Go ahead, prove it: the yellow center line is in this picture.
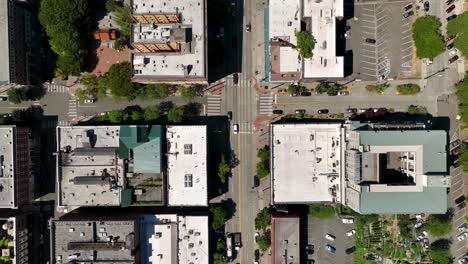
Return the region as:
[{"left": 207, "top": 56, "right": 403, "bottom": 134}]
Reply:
[
  {"left": 0, "top": 106, "right": 29, "bottom": 109},
  {"left": 274, "top": 101, "right": 320, "bottom": 105},
  {"left": 237, "top": 134, "right": 242, "bottom": 264}
]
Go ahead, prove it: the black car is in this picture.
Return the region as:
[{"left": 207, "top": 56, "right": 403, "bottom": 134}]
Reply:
[
  {"left": 424, "top": 1, "right": 429, "bottom": 11},
  {"left": 306, "top": 249, "right": 314, "bottom": 255},
  {"left": 455, "top": 195, "right": 465, "bottom": 204},
  {"left": 254, "top": 249, "right": 260, "bottom": 262},
  {"left": 447, "top": 14, "right": 457, "bottom": 21},
  {"left": 254, "top": 176, "right": 260, "bottom": 187},
  {"left": 317, "top": 109, "right": 329, "bottom": 114},
  {"left": 233, "top": 73, "right": 239, "bottom": 84},
  {"left": 446, "top": 4, "right": 455, "bottom": 13},
  {"left": 227, "top": 111, "right": 233, "bottom": 121},
  {"left": 305, "top": 244, "right": 314, "bottom": 250},
  {"left": 306, "top": 260, "right": 315, "bottom": 264},
  {"left": 403, "top": 10, "right": 414, "bottom": 18},
  {"left": 447, "top": 43, "right": 454, "bottom": 49},
  {"left": 272, "top": 109, "right": 283, "bottom": 115},
  {"left": 346, "top": 246, "right": 356, "bottom": 255},
  {"left": 300, "top": 92, "right": 312, "bottom": 96},
  {"left": 446, "top": 0, "right": 454, "bottom": 5},
  {"left": 365, "top": 38, "right": 376, "bottom": 44},
  {"left": 449, "top": 55, "right": 459, "bottom": 63},
  {"left": 403, "top": 4, "right": 412, "bottom": 11}
]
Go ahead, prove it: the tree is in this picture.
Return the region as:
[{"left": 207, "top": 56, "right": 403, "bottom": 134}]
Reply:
[
  {"left": 74, "top": 88, "right": 87, "bottom": 103},
  {"left": 315, "top": 83, "right": 339, "bottom": 95},
  {"left": 81, "top": 74, "right": 100, "bottom": 94},
  {"left": 397, "top": 83, "right": 421, "bottom": 95},
  {"left": 426, "top": 214, "right": 452, "bottom": 237},
  {"left": 447, "top": 11, "right": 468, "bottom": 58},
  {"left": 412, "top": 16, "right": 445, "bottom": 59},
  {"left": 308, "top": 204, "right": 336, "bottom": 218},
  {"left": 143, "top": 106, "right": 161, "bottom": 121},
  {"left": 256, "top": 147, "right": 270, "bottom": 179},
  {"left": 408, "top": 105, "right": 419, "bottom": 115},
  {"left": 255, "top": 207, "right": 271, "bottom": 230},
  {"left": 39, "top": 0, "right": 90, "bottom": 76},
  {"left": 288, "top": 84, "right": 305, "bottom": 95},
  {"left": 210, "top": 206, "right": 227, "bottom": 230},
  {"left": 167, "top": 106, "right": 186, "bottom": 123},
  {"left": 131, "top": 110, "right": 143, "bottom": 121},
  {"left": 139, "top": 84, "right": 171, "bottom": 100},
  {"left": 296, "top": 31, "right": 314, "bottom": 58},
  {"left": 108, "top": 109, "right": 127, "bottom": 123},
  {"left": 216, "top": 238, "right": 225, "bottom": 252},
  {"left": 105, "top": 0, "right": 123, "bottom": 12},
  {"left": 7, "top": 88, "right": 28, "bottom": 104},
  {"left": 257, "top": 147, "right": 270, "bottom": 161},
  {"left": 429, "top": 240, "right": 451, "bottom": 264},
  {"left": 218, "top": 155, "right": 230, "bottom": 184},
  {"left": 458, "top": 145, "right": 468, "bottom": 172},
  {"left": 103, "top": 62, "right": 138, "bottom": 100},
  {"left": 456, "top": 80, "right": 468, "bottom": 127},
  {"left": 398, "top": 215, "right": 416, "bottom": 241},
  {"left": 114, "top": 5, "right": 132, "bottom": 38},
  {"left": 213, "top": 253, "right": 227, "bottom": 264},
  {"left": 295, "top": 112, "right": 304, "bottom": 119},
  {"left": 257, "top": 232, "right": 271, "bottom": 252},
  {"left": 180, "top": 85, "right": 203, "bottom": 101},
  {"left": 365, "top": 84, "right": 388, "bottom": 93}
]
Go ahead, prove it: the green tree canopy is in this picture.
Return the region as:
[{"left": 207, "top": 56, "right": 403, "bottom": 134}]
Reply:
[
  {"left": 256, "top": 147, "right": 270, "bottom": 179},
  {"left": 131, "top": 110, "right": 144, "bottom": 121},
  {"left": 143, "top": 106, "right": 161, "bottom": 121},
  {"left": 458, "top": 144, "right": 468, "bottom": 172},
  {"left": 7, "top": 88, "right": 29, "bottom": 104},
  {"left": 316, "top": 83, "right": 339, "bottom": 95},
  {"left": 217, "top": 155, "right": 230, "bottom": 184},
  {"left": 138, "top": 84, "right": 171, "bottom": 100},
  {"left": 255, "top": 207, "right": 271, "bottom": 230},
  {"left": 426, "top": 214, "right": 452, "bottom": 237},
  {"left": 39, "top": 0, "right": 90, "bottom": 76},
  {"left": 257, "top": 232, "right": 271, "bottom": 252},
  {"left": 456, "top": 80, "right": 468, "bottom": 127},
  {"left": 108, "top": 109, "right": 127, "bottom": 123},
  {"left": 397, "top": 83, "right": 421, "bottom": 95},
  {"left": 81, "top": 74, "right": 100, "bottom": 94},
  {"left": 213, "top": 253, "right": 227, "bottom": 264},
  {"left": 210, "top": 206, "right": 227, "bottom": 230},
  {"left": 308, "top": 204, "right": 336, "bottom": 218},
  {"left": 296, "top": 31, "right": 314, "bottom": 58},
  {"left": 288, "top": 84, "right": 305, "bottom": 95},
  {"left": 167, "top": 106, "right": 186, "bottom": 123},
  {"left": 114, "top": 5, "right": 132, "bottom": 38},
  {"left": 103, "top": 62, "right": 138, "bottom": 100},
  {"left": 180, "top": 86, "right": 203, "bottom": 101},
  {"left": 407, "top": 105, "right": 418, "bottom": 114},
  {"left": 447, "top": 11, "right": 468, "bottom": 58},
  {"left": 412, "top": 16, "right": 445, "bottom": 59},
  {"left": 429, "top": 240, "right": 451, "bottom": 264},
  {"left": 365, "top": 84, "right": 388, "bottom": 93}
]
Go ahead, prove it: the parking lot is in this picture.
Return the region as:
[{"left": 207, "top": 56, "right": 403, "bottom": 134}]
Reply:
[
  {"left": 306, "top": 217, "right": 354, "bottom": 264},
  {"left": 347, "top": 0, "right": 413, "bottom": 80}
]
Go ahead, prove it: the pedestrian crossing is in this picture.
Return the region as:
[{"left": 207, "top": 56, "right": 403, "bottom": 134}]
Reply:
[
  {"left": 238, "top": 122, "right": 254, "bottom": 134},
  {"left": 45, "top": 84, "right": 68, "bottom": 93},
  {"left": 258, "top": 95, "right": 273, "bottom": 114},
  {"left": 32, "top": 100, "right": 40, "bottom": 106},
  {"left": 42, "top": 120, "right": 70, "bottom": 129},
  {"left": 206, "top": 95, "right": 222, "bottom": 116},
  {"left": 68, "top": 97, "right": 78, "bottom": 118}
]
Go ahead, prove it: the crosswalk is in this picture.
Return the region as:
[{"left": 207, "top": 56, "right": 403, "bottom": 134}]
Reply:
[
  {"left": 258, "top": 95, "right": 274, "bottom": 114},
  {"left": 68, "top": 97, "right": 78, "bottom": 118},
  {"left": 206, "top": 95, "right": 222, "bottom": 116},
  {"left": 45, "top": 84, "right": 68, "bottom": 93},
  {"left": 42, "top": 120, "right": 69, "bottom": 129},
  {"left": 32, "top": 100, "right": 40, "bottom": 106}
]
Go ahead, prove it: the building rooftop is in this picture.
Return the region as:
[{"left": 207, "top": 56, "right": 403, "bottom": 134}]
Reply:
[
  {"left": 139, "top": 214, "right": 209, "bottom": 264},
  {"left": 0, "top": 126, "right": 15, "bottom": 208},
  {"left": 130, "top": 0, "right": 207, "bottom": 83},
  {"left": 303, "top": 0, "right": 344, "bottom": 78},
  {"left": 271, "top": 123, "right": 342, "bottom": 203},
  {"left": 272, "top": 216, "right": 300, "bottom": 264},
  {"left": 52, "top": 219, "right": 137, "bottom": 264},
  {"left": 0, "top": 0, "right": 9, "bottom": 84},
  {"left": 56, "top": 126, "right": 122, "bottom": 207},
  {"left": 166, "top": 126, "right": 207, "bottom": 206}
]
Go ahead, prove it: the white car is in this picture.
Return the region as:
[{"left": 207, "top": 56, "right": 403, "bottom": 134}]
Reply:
[
  {"left": 346, "top": 229, "right": 356, "bottom": 237},
  {"left": 233, "top": 124, "right": 239, "bottom": 134},
  {"left": 325, "top": 234, "right": 335, "bottom": 241},
  {"left": 449, "top": 48, "right": 458, "bottom": 57},
  {"left": 458, "top": 232, "right": 468, "bottom": 241},
  {"left": 426, "top": 58, "right": 433, "bottom": 65},
  {"left": 337, "top": 91, "right": 349, "bottom": 96},
  {"left": 458, "top": 256, "right": 468, "bottom": 264},
  {"left": 342, "top": 218, "right": 354, "bottom": 224},
  {"left": 458, "top": 224, "right": 467, "bottom": 232},
  {"left": 84, "top": 99, "right": 95, "bottom": 104},
  {"left": 414, "top": 222, "right": 423, "bottom": 228}
]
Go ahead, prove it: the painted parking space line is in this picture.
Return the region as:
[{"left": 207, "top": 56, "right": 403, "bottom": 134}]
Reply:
[
  {"left": 361, "top": 25, "right": 376, "bottom": 30},
  {"left": 361, "top": 19, "right": 377, "bottom": 24},
  {"left": 401, "top": 40, "right": 412, "bottom": 45},
  {"left": 361, "top": 72, "right": 376, "bottom": 77},
  {"left": 361, "top": 54, "right": 377, "bottom": 60},
  {"left": 362, "top": 66, "right": 376, "bottom": 71}
]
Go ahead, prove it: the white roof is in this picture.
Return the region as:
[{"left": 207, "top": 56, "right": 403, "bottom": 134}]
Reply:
[
  {"left": 166, "top": 126, "right": 207, "bottom": 206},
  {"left": 0, "top": 1, "right": 10, "bottom": 84},
  {"left": 0, "top": 126, "right": 16, "bottom": 209},
  {"left": 269, "top": 0, "right": 301, "bottom": 73},
  {"left": 303, "top": 0, "right": 344, "bottom": 78},
  {"left": 271, "top": 123, "right": 342, "bottom": 203}
]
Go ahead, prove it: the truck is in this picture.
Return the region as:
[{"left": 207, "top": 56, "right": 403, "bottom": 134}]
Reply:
[
  {"left": 233, "top": 233, "right": 242, "bottom": 250},
  {"left": 226, "top": 234, "right": 233, "bottom": 261}
]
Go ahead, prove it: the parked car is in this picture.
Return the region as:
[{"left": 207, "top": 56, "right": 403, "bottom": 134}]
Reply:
[
  {"left": 306, "top": 260, "right": 315, "bottom": 264},
  {"left": 449, "top": 55, "right": 459, "bottom": 64},
  {"left": 84, "top": 99, "right": 95, "bottom": 104},
  {"left": 447, "top": 42, "right": 454, "bottom": 49},
  {"left": 414, "top": 222, "right": 423, "bottom": 228},
  {"left": 345, "top": 246, "right": 356, "bottom": 254},
  {"left": 300, "top": 92, "right": 312, "bottom": 96},
  {"left": 403, "top": 10, "right": 414, "bottom": 18},
  {"left": 450, "top": 139, "right": 461, "bottom": 150},
  {"left": 458, "top": 223, "right": 467, "bottom": 232},
  {"left": 254, "top": 249, "right": 259, "bottom": 264},
  {"left": 424, "top": 1, "right": 430, "bottom": 11},
  {"left": 365, "top": 38, "right": 376, "bottom": 44},
  {"left": 227, "top": 111, "right": 233, "bottom": 121},
  {"left": 342, "top": 218, "right": 354, "bottom": 224},
  {"left": 455, "top": 195, "right": 465, "bottom": 204},
  {"left": 295, "top": 109, "right": 306, "bottom": 114},
  {"left": 232, "top": 124, "right": 239, "bottom": 134},
  {"left": 426, "top": 58, "right": 433, "bottom": 65},
  {"left": 317, "top": 109, "right": 329, "bottom": 114},
  {"left": 305, "top": 244, "right": 314, "bottom": 251},
  {"left": 233, "top": 73, "right": 239, "bottom": 84},
  {"left": 254, "top": 232, "right": 259, "bottom": 243},
  {"left": 446, "top": 0, "right": 454, "bottom": 5},
  {"left": 449, "top": 48, "right": 458, "bottom": 57},
  {"left": 447, "top": 14, "right": 457, "bottom": 21},
  {"left": 325, "top": 234, "right": 336, "bottom": 241},
  {"left": 458, "top": 255, "right": 468, "bottom": 264},
  {"left": 337, "top": 91, "right": 349, "bottom": 96},
  {"left": 423, "top": 238, "right": 429, "bottom": 249},
  {"left": 403, "top": 4, "right": 412, "bottom": 11},
  {"left": 326, "top": 245, "right": 336, "bottom": 253},
  {"left": 246, "top": 23, "right": 251, "bottom": 32},
  {"left": 457, "top": 232, "right": 468, "bottom": 241},
  {"left": 272, "top": 109, "right": 283, "bottom": 115},
  {"left": 346, "top": 229, "right": 356, "bottom": 237},
  {"left": 347, "top": 108, "right": 357, "bottom": 113},
  {"left": 446, "top": 4, "right": 455, "bottom": 13}
]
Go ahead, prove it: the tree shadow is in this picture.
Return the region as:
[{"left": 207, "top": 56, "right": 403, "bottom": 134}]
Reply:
[
  {"left": 158, "top": 101, "right": 174, "bottom": 113},
  {"left": 27, "top": 85, "right": 46, "bottom": 100},
  {"left": 185, "top": 102, "right": 202, "bottom": 116}
]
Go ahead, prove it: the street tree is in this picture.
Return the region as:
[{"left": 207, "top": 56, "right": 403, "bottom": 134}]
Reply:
[
  {"left": 255, "top": 207, "right": 271, "bottom": 230},
  {"left": 426, "top": 214, "right": 452, "bottom": 237},
  {"left": 180, "top": 85, "right": 203, "bottom": 101},
  {"left": 143, "top": 106, "right": 161, "bottom": 121},
  {"left": 7, "top": 88, "right": 29, "bottom": 104},
  {"left": 257, "top": 232, "right": 271, "bottom": 252},
  {"left": 210, "top": 206, "right": 227, "bottom": 230},
  {"left": 108, "top": 109, "right": 127, "bottom": 123},
  {"left": 103, "top": 62, "right": 138, "bottom": 100},
  {"left": 217, "top": 155, "right": 230, "bottom": 184},
  {"left": 213, "top": 253, "right": 227, "bottom": 264},
  {"left": 167, "top": 106, "right": 186, "bottom": 123},
  {"left": 131, "top": 110, "right": 144, "bottom": 121}
]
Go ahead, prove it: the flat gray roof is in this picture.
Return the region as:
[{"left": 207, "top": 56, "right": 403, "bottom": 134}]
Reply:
[
  {"left": 52, "top": 220, "right": 136, "bottom": 263},
  {"left": 0, "top": 0, "right": 10, "bottom": 84},
  {"left": 0, "top": 126, "right": 15, "bottom": 208},
  {"left": 272, "top": 216, "right": 300, "bottom": 264},
  {"left": 57, "top": 126, "right": 122, "bottom": 208}
]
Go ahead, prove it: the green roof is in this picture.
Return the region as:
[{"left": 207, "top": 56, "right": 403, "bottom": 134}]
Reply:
[
  {"left": 359, "top": 186, "right": 447, "bottom": 214},
  {"left": 357, "top": 130, "right": 447, "bottom": 174},
  {"left": 119, "top": 125, "right": 161, "bottom": 174}
]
